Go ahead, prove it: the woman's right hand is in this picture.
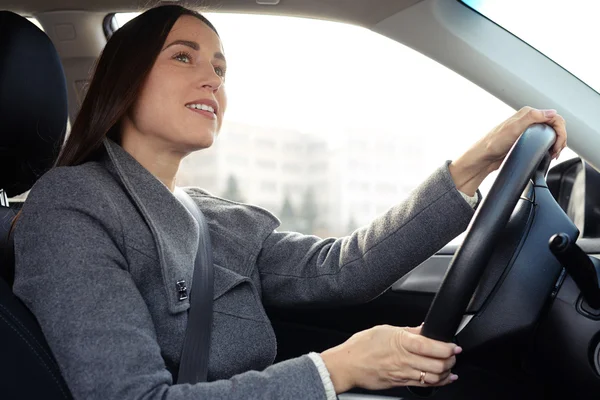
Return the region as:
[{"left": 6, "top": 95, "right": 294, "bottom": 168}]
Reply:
[{"left": 320, "top": 324, "right": 460, "bottom": 394}]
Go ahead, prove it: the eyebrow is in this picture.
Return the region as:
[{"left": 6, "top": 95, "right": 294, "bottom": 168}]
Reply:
[{"left": 163, "top": 39, "right": 227, "bottom": 62}]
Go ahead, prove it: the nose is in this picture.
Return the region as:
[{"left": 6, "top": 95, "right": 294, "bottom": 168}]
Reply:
[{"left": 196, "top": 61, "right": 223, "bottom": 93}]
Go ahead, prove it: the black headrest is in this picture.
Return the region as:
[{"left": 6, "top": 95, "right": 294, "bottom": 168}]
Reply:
[{"left": 0, "top": 11, "right": 67, "bottom": 197}]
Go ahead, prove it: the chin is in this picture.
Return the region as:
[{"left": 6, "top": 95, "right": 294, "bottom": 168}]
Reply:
[{"left": 186, "top": 132, "right": 216, "bottom": 151}]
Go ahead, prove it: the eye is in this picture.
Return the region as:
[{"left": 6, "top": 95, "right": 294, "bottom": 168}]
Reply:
[
  {"left": 214, "top": 65, "right": 226, "bottom": 78},
  {"left": 173, "top": 51, "right": 192, "bottom": 64}
]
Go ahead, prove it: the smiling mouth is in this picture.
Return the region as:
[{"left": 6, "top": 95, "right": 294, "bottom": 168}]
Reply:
[
  {"left": 185, "top": 103, "right": 217, "bottom": 120},
  {"left": 186, "top": 103, "right": 216, "bottom": 114}
]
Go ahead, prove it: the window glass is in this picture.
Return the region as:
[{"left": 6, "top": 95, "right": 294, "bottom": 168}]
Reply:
[
  {"left": 462, "top": 0, "right": 600, "bottom": 93},
  {"left": 112, "top": 12, "right": 548, "bottom": 239}
]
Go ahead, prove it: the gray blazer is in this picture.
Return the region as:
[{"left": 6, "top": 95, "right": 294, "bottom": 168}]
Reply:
[{"left": 13, "top": 139, "right": 476, "bottom": 400}]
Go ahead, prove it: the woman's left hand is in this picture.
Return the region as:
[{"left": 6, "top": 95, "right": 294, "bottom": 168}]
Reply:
[{"left": 450, "top": 106, "right": 568, "bottom": 196}]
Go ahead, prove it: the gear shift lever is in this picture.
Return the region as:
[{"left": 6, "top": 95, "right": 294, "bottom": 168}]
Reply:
[{"left": 549, "top": 233, "right": 600, "bottom": 310}]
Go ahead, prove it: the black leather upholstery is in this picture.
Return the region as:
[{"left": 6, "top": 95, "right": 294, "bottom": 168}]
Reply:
[{"left": 0, "top": 11, "right": 72, "bottom": 399}]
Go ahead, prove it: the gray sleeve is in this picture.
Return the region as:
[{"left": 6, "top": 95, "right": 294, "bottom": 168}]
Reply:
[
  {"left": 257, "top": 162, "right": 476, "bottom": 307},
  {"left": 13, "top": 171, "right": 326, "bottom": 400}
]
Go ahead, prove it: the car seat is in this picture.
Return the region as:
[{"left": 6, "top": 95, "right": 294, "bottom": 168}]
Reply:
[{"left": 0, "top": 11, "right": 72, "bottom": 399}]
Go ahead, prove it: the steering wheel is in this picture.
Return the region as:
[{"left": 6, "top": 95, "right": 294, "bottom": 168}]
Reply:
[{"left": 421, "top": 123, "right": 557, "bottom": 342}]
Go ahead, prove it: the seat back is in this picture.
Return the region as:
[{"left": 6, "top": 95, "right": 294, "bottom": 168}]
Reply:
[{"left": 0, "top": 11, "right": 72, "bottom": 399}]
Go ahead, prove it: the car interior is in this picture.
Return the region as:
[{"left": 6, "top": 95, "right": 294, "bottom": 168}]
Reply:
[{"left": 1, "top": 0, "right": 600, "bottom": 399}]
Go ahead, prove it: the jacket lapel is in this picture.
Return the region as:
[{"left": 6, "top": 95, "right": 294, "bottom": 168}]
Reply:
[{"left": 102, "top": 139, "right": 198, "bottom": 314}]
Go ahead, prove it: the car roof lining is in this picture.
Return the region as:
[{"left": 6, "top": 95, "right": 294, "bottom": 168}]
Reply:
[{"left": 1, "top": 0, "right": 423, "bottom": 27}]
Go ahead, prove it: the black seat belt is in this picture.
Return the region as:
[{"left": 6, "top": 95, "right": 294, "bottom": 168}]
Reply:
[{"left": 174, "top": 189, "right": 214, "bottom": 384}]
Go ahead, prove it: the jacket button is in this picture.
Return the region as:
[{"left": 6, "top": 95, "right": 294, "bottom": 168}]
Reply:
[{"left": 176, "top": 280, "right": 188, "bottom": 301}]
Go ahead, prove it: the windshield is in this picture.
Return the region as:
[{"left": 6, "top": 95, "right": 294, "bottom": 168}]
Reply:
[
  {"left": 113, "top": 11, "right": 515, "bottom": 239},
  {"left": 110, "top": 11, "right": 575, "bottom": 241},
  {"left": 462, "top": 0, "right": 600, "bottom": 93}
]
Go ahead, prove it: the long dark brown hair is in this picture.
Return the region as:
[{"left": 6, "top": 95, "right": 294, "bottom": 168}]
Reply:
[{"left": 57, "top": 4, "right": 219, "bottom": 167}]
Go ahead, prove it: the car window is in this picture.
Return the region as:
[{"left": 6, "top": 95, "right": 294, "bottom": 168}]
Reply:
[
  {"left": 111, "top": 12, "right": 567, "bottom": 240},
  {"left": 461, "top": 0, "right": 600, "bottom": 94}
]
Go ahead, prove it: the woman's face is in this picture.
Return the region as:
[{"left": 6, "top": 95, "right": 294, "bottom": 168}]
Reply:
[{"left": 125, "top": 15, "right": 227, "bottom": 153}]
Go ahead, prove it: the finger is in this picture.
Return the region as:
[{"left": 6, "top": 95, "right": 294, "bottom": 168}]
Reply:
[
  {"left": 393, "top": 379, "right": 424, "bottom": 387},
  {"left": 517, "top": 107, "right": 565, "bottom": 158},
  {"left": 399, "top": 329, "right": 459, "bottom": 359},
  {"left": 519, "top": 106, "right": 556, "bottom": 125},
  {"left": 516, "top": 105, "right": 534, "bottom": 117},
  {"left": 404, "top": 325, "right": 422, "bottom": 335},
  {"left": 396, "top": 373, "right": 458, "bottom": 388},
  {"left": 387, "top": 361, "right": 452, "bottom": 385},
  {"left": 548, "top": 115, "right": 567, "bottom": 157},
  {"left": 548, "top": 116, "right": 566, "bottom": 156},
  {"left": 405, "top": 324, "right": 463, "bottom": 355},
  {"left": 514, "top": 107, "right": 557, "bottom": 140},
  {"left": 431, "top": 373, "right": 459, "bottom": 387},
  {"left": 400, "top": 368, "right": 451, "bottom": 385},
  {"left": 407, "top": 353, "right": 457, "bottom": 375}
]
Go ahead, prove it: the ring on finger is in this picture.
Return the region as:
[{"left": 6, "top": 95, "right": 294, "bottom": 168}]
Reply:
[{"left": 420, "top": 371, "right": 427, "bottom": 385}]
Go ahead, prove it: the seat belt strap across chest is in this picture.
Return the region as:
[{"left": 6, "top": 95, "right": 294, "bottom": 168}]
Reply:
[{"left": 174, "top": 189, "right": 215, "bottom": 384}]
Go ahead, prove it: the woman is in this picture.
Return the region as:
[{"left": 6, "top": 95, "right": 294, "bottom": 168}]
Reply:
[{"left": 13, "top": 5, "right": 567, "bottom": 400}]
